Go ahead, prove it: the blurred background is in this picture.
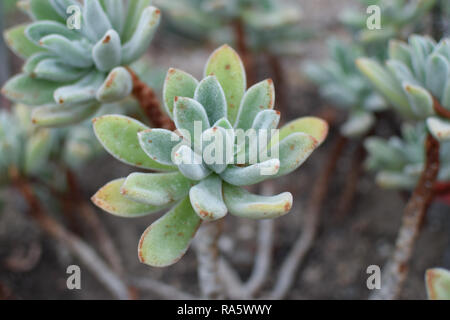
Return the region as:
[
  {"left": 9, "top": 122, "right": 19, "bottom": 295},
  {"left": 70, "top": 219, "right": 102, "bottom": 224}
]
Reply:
[{"left": 0, "top": 0, "right": 449, "bottom": 299}]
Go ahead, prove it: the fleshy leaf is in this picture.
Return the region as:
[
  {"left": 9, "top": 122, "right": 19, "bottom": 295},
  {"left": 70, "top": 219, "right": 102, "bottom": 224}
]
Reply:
[
  {"left": 221, "top": 159, "right": 280, "bottom": 186},
  {"left": 31, "top": 102, "right": 101, "bottom": 127},
  {"left": 28, "top": 0, "right": 65, "bottom": 22},
  {"left": 223, "top": 183, "right": 292, "bottom": 219},
  {"left": 83, "top": 0, "right": 112, "bottom": 42},
  {"left": 426, "top": 268, "right": 450, "bottom": 300},
  {"left": 427, "top": 117, "right": 450, "bottom": 141},
  {"left": 138, "top": 129, "right": 184, "bottom": 166},
  {"left": 24, "top": 128, "right": 53, "bottom": 174},
  {"left": 92, "top": 29, "right": 122, "bottom": 72},
  {"left": 23, "top": 52, "right": 55, "bottom": 75},
  {"left": 121, "top": 6, "right": 161, "bottom": 65},
  {"left": 4, "top": 24, "right": 46, "bottom": 59},
  {"left": 2, "top": 73, "right": 59, "bottom": 106},
  {"left": 204, "top": 45, "right": 246, "bottom": 124},
  {"left": 53, "top": 71, "right": 104, "bottom": 106},
  {"left": 121, "top": 172, "right": 193, "bottom": 206},
  {"left": 122, "top": 0, "right": 151, "bottom": 42},
  {"left": 173, "top": 145, "right": 211, "bottom": 181},
  {"left": 92, "top": 178, "right": 164, "bottom": 218},
  {"left": 163, "top": 68, "right": 198, "bottom": 117},
  {"left": 194, "top": 76, "right": 227, "bottom": 125},
  {"left": 173, "top": 97, "right": 210, "bottom": 144},
  {"left": 34, "top": 58, "right": 87, "bottom": 82},
  {"left": 425, "top": 54, "right": 449, "bottom": 100},
  {"left": 403, "top": 83, "right": 434, "bottom": 118},
  {"left": 39, "top": 35, "right": 93, "bottom": 68},
  {"left": 138, "top": 197, "right": 201, "bottom": 267},
  {"left": 277, "top": 117, "right": 328, "bottom": 146},
  {"left": 96, "top": 67, "right": 132, "bottom": 103},
  {"left": 201, "top": 126, "right": 234, "bottom": 174},
  {"left": 102, "top": 0, "right": 125, "bottom": 35},
  {"left": 235, "top": 79, "right": 275, "bottom": 130},
  {"left": 341, "top": 111, "right": 375, "bottom": 137},
  {"left": 26, "top": 21, "right": 82, "bottom": 44},
  {"left": 93, "top": 114, "right": 175, "bottom": 171},
  {"left": 189, "top": 174, "right": 227, "bottom": 221}
]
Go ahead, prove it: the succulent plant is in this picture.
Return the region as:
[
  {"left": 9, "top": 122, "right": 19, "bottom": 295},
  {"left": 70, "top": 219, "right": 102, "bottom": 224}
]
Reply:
[
  {"left": 357, "top": 35, "right": 450, "bottom": 142},
  {"left": 365, "top": 123, "right": 450, "bottom": 189},
  {"left": 340, "top": 0, "right": 436, "bottom": 45},
  {"left": 304, "top": 39, "right": 387, "bottom": 138},
  {"left": 426, "top": 268, "right": 450, "bottom": 300},
  {"left": 2, "top": 0, "right": 161, "bottom": 127},
  {"left": 154, "top": 0, "right": 303, "bottom": 55},
  {"left": 92, "top": 45, "right": 328, "bottom": 267}
]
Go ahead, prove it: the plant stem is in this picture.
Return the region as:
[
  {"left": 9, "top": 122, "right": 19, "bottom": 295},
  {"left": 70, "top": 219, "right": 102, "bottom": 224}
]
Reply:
[
  {"left": 126, "top": 67, "right": 175, "bottom": 130},
  {"left": 194, "top": 222, "right": 224, "bottom": 299},
  {"left": 233, "top": 19, "right": 256, "bottom": 86},
  {"left": 370, "top": 133, "right": 440, "bottom": 300},
  {"left": 267, "top": 134, "right": 348, "bottom": 299},
  {"left": 10, "top": 171, "right": 131, "bottom": 300},
  {"left": 266, "top": 52, "right": 286, "bottom": 115}
]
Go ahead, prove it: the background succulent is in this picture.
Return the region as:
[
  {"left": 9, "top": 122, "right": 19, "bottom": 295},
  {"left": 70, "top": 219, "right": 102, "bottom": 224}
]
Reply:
[
  {"left": 426, "top": 268, "right": 450, "bottom": 300},
  {"left": 340, "top": 0, "right": 436, "bottom": 45},
  {"left": 154, "top": 0, "right": 304, "bottom": 56},
  {"left": 2, "top": 0, "right": 161, "bottom": 127},
  {"left": 365, "top": 123, "right": 450, "bottom": 190},
  {"left": 304, "top": 39, "right": 387, "bottom": 138},
  {"left": 92, "top": 45, "right": 328, "bottom": 267},
  {"left": 357, "top": 35, "right": 450, "bottom": 142}
]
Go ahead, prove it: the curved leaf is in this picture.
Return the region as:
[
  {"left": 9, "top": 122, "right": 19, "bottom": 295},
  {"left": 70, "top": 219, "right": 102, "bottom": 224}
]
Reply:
[
  {"left": 92, "top": 29, "right": 122, "bottom": 72},
  {"left": 189, "top": 174, "right": 227, "bottom": 221},
  {"left": 31, "top": 102, "right": 101, "bottom": 127},
  {"left": 138, "top": 128, "right": 184, "bottom": 166},
  {"left": 221, "top": 159, "right": 280, "bottom": 186},
  {"left": 194, "top": 76, "right": 227, "bottom": 125},
  {"left": 96, "top": 67, "right": 132, "bottom": 103},
  {"left": 163, "top": 68, "right": 198, "bottom": 117},
  {"left": 4, "top": 24, "right": 45, "bottom": 59},
  {"left": 277, "top": 117, "right": 328, "bottom": 146}
]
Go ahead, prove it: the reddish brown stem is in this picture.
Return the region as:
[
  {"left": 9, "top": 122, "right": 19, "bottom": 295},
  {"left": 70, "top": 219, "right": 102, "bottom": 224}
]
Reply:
[
  {"left": 370, "top": 133, "right": 440, "bottom": 300},
  {"left": 268, "top": 134, "right": 348, "bottom": 299},
  {"left": 233, "top": 19, "right": 256, "bottom": 86},
  {"left": 126, "top": 67, "right": 175, "bottom": 130}
]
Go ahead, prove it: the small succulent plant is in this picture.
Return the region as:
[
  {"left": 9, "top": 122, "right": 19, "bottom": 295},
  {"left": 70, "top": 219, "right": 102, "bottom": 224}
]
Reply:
[
  {"left": 357, "top": 35, "right": 450, "bottom": 142},
  {"left": 304, "top": 39, "right": 387, "bottom": 138},
  {"left": 155, "top": 0, "right": 303, "bottom": 55},
  {"left": 340, "top": 0, "right": 436, "bottom": 44},
  {"left": 365, "top": 123, "right": 450, "bottom": 189},
  {"left": 92, "top": 45, "right": 328, "bottom": 267},
  {"left": 426, "top": 268, "right": 450, "bottom": 300},
  {"left": 2, "top": 0, "right": 161, "bottom": 127}
]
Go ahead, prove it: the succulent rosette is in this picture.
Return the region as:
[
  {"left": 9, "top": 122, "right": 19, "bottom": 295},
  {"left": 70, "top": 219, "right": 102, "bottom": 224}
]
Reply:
[
  {"left": 365, "top": 123, "right": 450, "bottom": 190},
  {"left": 92, "top": 45, "right": 328, "bottom": 267},
  {"left": 357, "top": 35, "right": 450, "bottom": 142},
  {"left": 304, "top": 39, "right": 387, "bottom": 138},
  {"left": 2, "top": 0, "right": 161, "bottom": 127}
]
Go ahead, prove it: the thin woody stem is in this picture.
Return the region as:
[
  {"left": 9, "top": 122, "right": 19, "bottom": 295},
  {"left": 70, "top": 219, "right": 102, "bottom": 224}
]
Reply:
[
  {"left": 370, "top": 133, "right": 440, "bottom": 300},
  {"left": 126, "top": 67, "right": 175, "bottom": 130},
  {"left": 233, "top": 19, "right": 256, "bottom": 86}
]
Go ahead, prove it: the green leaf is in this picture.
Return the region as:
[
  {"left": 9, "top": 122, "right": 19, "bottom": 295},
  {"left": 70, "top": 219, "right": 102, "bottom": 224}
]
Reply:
[
  {"left": 96, "top": 67, "right": 132, "bottom": 103},
  {"left": 23, "top": 52, "right": 55, "bottom": 75},
  {"left": 201, "top": 126, "right": 234, "bottom": 174},
  {"left": 173, "top": 145, "right": 211, "bottom": 181},
  {"left": 173, "top": 97, "right": 210, "bottom": 145},
  {"left": 34, "top": 58, "right": 87, "bottom": 82},
  {"left": 26, "top": 21, "right": 82, "bottom": 44},
  {"left": 388, "top": 40, "right": 412, "bottom": 68},
  {"left": 92, "top": 178, "right": 164, "bottom": 218},
  {"left": 121, "top": 6, "right": 161, "bottom": 65},
  {"left": 341, "top": 111, "right": 375, "bottom": 137},
  {"left": 426, "top": 268, "right": 450, "bottom": 300},
  {"left": 194, "top": 76, "right": 227, "bottom": 125},
  {"left": 31, "top": 102, "right": 101, "bottom": 127},
  {"left": 2, "top": 73, "right": 59, "bottom": 106},
  {"left": 223, "top": 183, "right": 292, "bottom": 219},
  {"left": 375, "top": 171, "right": 417, "bottom": 190},
  {"left": 204, "top": 45, "right": 246, "bottom": 124},
  {"left": 427, "top": 117, "right": 450, "bottom": 142},
  {"left": 163, "top": 68, "right": 198, "bottom": 117},
  {"left": 28, "top": 0, "right": 65, "bottom": 22},
  {"left": 235, "top": 79, "right": 275, "bottom": 130},
  {"left": 93, "top": 114, "right": 175, "bottom": 171},
  {"left": 138, "top": 128, "right": 184, "bottom": 166},
  {"left": 83, "top": 0, "right": 112, "bottom": 42},
  {"left": 39, "top": 35, "right": 93, "bottom": 68},
  {"left": 138, "top": 197, "right": 201, "bottom": 267},
  {"left": 4, "top": 24, "right": 46, "bottom": 59},
  {"left": 121, "top": 172, "right": 193, "bottom": 206},
  {"left": 189, "top": 174, "right": 227, "bottom": 221},
  {"left": 53, "top": 71, "right": 104, "bottom": 106},
  {"left": 102, "top": 0, "right": 125, "bottom": 35},
  {"left": 92, "top": 29, "right": 122, "bottom": 72},
  {"left": 403, "top": 83, "right": 434, "bottom": 118},
  {"left": 277, "top": 117, "right": 329, "bottom": 146},
  {"left": 221, "top": 159, "right": 280, "bottom": 186},
  {"left": 24, "top": 129, "right": 53, "bottom": 174},
  {"left": 122, "top": 0, "right": 151, "bottom": 42},
  {"left": 425, "top": 54, "right": 449, "bottom": 100}
]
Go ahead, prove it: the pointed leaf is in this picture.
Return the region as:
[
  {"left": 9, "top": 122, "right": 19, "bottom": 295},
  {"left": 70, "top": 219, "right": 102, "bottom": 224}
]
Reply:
[
  {"left": 92, "top": 178, "right": 164, "bottom": 218},
  {"left": 2, "top": 73, "right": 59, "bottom": 106},
  {"left": 235, "top": 79, "right": 275, "bottom": 130},
  {"left": 163, "top": 68, "right": 198, "bottom": 117},
  {"left": 427, "top": 117, "right": 450, "bottom": 142},
  {"left": 138, "top": 129, "right": 184, "bottom": 166},
  {"left": 121, "top": 172, "right": 193, "bottom": 207},
  {"left": 138, "top": 197, "right": 201, "bottom": 267},
  {"left": 31, "top": 102, "right": 101, "bottom": 127},
  {"left": 173, "top": 97, "right": 210, "bottom": 144},
  {"left": 121, "top": 6, "right": 161, "bottom": 64},
  {"left": 403, "top": 83, "right": 434, "bottom": 118},
  {"left": 204, "top": 45, "right": 246, "bottom": 124},
  {"left": 93, "top": 29, "right": 122, "bottom": 72},
  {"left": 93, "top": 114, "right": 175, "bottom": 171},
  {"left": 96, "top": 67, "right": 132, "bottom": 103},
  {"left": 223, "top": 183, "right": 292, "bottom": 219},
  {"left": 221, "top": 159, "right": 280, "bottom": 186},
  {"left": 194, "top": 76, "right": 227, "bottom": 125},
  {"left": 189, "top": 174, "right": 227, "bottom": 221},
  {"left": 4, "top": 24, "right": 46, "bottom": 59}
]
